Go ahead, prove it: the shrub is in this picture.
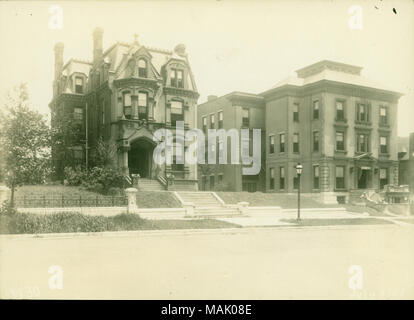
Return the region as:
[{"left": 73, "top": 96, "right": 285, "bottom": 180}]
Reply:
[
  {"left": 64, "top": 165, "right": 125, "bottom": 195},
  {"left": 83, "top": 167, "right": 124, "bottom": 195},
  {"left": 0, "top": 200, "right": 17, "bottom": 216},
  {"left": 64, "top": 165, "right": 87, "bottom": 186}
]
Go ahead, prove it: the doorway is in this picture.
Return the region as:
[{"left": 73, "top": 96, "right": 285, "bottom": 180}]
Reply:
[
  {"left": 128, "top": 138, "right": 154, "bottom": 178},
  {"left": 357, "top": 168, "right": 370, "bottom": 189}
]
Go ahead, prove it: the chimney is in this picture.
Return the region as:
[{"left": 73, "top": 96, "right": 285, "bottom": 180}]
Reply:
[
  {"left": 207, "top": 95, "right": 218, "bottom": 102},
  {"left": 93, "top": 27, "right": 104, "bottom": 63},
  {"left": 54, "top": 42, "right": 64, "bottom": 80},
  {"left": 174, "top": 43, "right": 186, "bottom": 57}
]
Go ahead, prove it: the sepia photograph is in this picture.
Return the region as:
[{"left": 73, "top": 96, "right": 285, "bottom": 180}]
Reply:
[{"left": 0, "top": 0, "right": 413, "bottom": 306}]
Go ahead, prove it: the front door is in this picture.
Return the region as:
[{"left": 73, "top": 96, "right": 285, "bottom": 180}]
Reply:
[
  {"left": 128, "top": 139, "right": 154, "bottom": 178},
  {"left": 357, "top": 168, "right": 369, "bottom": 189}
]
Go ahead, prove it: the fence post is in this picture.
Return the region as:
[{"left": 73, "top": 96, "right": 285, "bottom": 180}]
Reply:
[
  {"left": 43, "top": 194, "right": 46, "bottom": 208},
  {"left": 112, "top": 196, "right": 115, "bottom": 207},
  {"left": 96, "top": 195, "right": 98, "bottom": 207},
  {"left": 79, "top": 195, "right": 82, "bottom": 207}
]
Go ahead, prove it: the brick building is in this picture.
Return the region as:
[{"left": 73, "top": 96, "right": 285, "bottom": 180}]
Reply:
[
  {"left": 398, "top": 133, "right": 414, "bottom": 192},
  {"left": 198, "top": 60, "right": 403, "bottom": 203},
  {"left": 50, "top": 28, "right": 199, "bottom": 190}
]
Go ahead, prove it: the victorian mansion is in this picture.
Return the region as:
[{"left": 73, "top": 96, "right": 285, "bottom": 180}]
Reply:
[{"left": 50, "top": 28, "right": 200, "bottom": 190}]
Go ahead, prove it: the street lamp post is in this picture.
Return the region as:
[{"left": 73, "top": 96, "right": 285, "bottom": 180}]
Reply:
[{"left": 295, "top": 163, "right": 303, "bottom": 222}]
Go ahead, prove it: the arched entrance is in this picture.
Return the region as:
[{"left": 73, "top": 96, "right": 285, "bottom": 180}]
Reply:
[{"left": 128, "top": 138, "right": 155, "bottom": 178}]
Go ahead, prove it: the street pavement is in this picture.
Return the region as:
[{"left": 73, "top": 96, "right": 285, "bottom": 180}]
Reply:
[{"left": 1, "top": 224, "right": 413, "bottom": 299}]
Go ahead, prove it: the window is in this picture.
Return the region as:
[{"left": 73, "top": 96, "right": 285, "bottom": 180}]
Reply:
[
  {"left": 269, "top": 168, "right": 275, "bottom": 189},
  {"left": 380, "top": 106, "right": 388, "bottom": 125},
  {"left": 279, "top": 133, "right": 285, "bottom": 153},
  {"left": 279, "top": 167, "right": 285, "bottom": 190},
  {"left": 242, "top": 137, "right": 250, "bottom": 157},
  {"left": 380, "top": 136, "right": 388, "bottom": 154},
  {"left": 242, "top": 108, "right": 249, "bottom": 127},
  {"left": 357, "top": 133, "right": 369, "bottom": 153},
  {"left": 335, "top": 166, "right": 345, "bottom": 189},
  {"left": 73, "top": 107, "right": 83, "bottom": 120},
  {"left": 172, "top": 144, "right": 184, "bottom": 171},
  {"left": 313, "top": 165, "right": 320, "bottom": 189},
  {"left": 218, "top": 111, "right": 223, "bottom": 129},
  {"left": 123, "top": 91, "right": 132, "bottom": 119},
  {"left": 293, "top": 133, "right": 299, "bottom": 153},
  {"left": 177, "top": 70, "right": 183, "bottom": 88},
  {"left": 138, "top": 92, "right": 148, "bottom": 120},
  {"left": 313, "top": 100, "right": 319, "bottom": 120},
  {"left": 379, "top": 168, "right": 388, "bottom": 189},
  {"left": 202, "top": 116, "right": 207, "bottom": 133},
  {"left": 313, "top": 131, "right": 319, "bottom": 152},
  {"left": 75, "top": 77, "right": 83, "bottom": 94},
  {"left": 170, "top": 69, "right": 184, "bottom": 88},
  {"left": 357, "top": 103, "right": 369, "bottom": 122},
  {"left": 210, "top": 114, "right": 215, "bottom": 129},
  {"left": 171, "top": 101, "right": 184, "bottom": 126},
  {"left": 73, "top": 148, "right": 83, "bottom": 160},
  {"left": 293, "top": 176, "right": 299, "bottom": 190},
  {"left": 210, "top": 175, "right": 215, "bottom": 190},
  {"left": 336, "top": 100, "right": 345, "bottom": 120},
  {"left": 201, "top": 176, "right": 207, "bottom": 190},
  {"left": 218, "top": 174, "right": 223, "bottom": 184},
  {"left": 336, "top": 132, "right": 345, "bottom": 151},
  {"left": 138, "top": 59, "right": 147, "bottom": 78},
  {"left": 293, "top": 103, "right": 299, "bottom": 122},
  {"left": 269, "top": 135, "right": 275, "bottom": 154}
]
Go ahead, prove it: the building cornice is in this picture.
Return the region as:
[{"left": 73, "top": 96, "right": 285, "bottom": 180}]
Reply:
[{"left": 261, "top": 80, "right": 403, "bottom": 103}]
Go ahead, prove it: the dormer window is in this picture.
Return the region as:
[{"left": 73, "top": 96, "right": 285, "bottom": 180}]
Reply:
[
  {"left": 138, "top": 59, "right": 147, "bottom": 78},
  {"left": 170, "top": 69, "right": 184, "bottom": 88},
  {"left": 123, "top": 91, "right": 132, "bottom": 119},
  {"left": 75, "top": 77, "right": 84, "bottom": 94}
]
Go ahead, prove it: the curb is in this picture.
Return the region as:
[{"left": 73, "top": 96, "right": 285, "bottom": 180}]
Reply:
[{"left": 0, "top": 223, "right": 401, "bottom": 240}]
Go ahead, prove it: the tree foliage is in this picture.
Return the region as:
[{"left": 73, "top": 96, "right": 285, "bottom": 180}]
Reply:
[{"left": 0, "top": 83, "right": 51, "bottom": 205}]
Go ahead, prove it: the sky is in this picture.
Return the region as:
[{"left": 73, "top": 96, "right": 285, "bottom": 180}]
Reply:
[{"left": 0, "top": 0, "right": 413, "bottom": 136}]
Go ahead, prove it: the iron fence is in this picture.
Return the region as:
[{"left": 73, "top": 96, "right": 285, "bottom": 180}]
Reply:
[{"left": 15, "top": 195, "right": 128, "bottom": 208}]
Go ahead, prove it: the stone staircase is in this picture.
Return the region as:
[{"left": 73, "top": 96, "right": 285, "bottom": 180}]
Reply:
[
  {"left": 137, "top": 178, "right": 166, "bottom": 191},
  {"left": 175, "top": 191, "right": 243, "bottom": 217}
]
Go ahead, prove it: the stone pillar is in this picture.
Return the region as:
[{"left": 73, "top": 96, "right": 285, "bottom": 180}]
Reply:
[
  {"left": 125, "top": 188, "right": 138, "bottom": 214},
  {"left": 132, "top": 95, "right": 138, "bottom": 119},
  {"left": 148, "top": 98, "right": 154, "bottom": 121},
  {"left": 237, "top": 202, "right": 249, "bottom": 215},
  {"left": 120, "top": 146, "right": 129, "bottom": 175},
  {"left": 183, "top": 202, "right": 195, "bottom": 217}
]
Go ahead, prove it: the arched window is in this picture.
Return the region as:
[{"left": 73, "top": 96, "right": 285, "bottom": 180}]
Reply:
[
  {"left": 123, "top": 91, "right": 132, "bottom": 119},
  {"left": 138, "top": 59, "right": 147, "bottom": 78}
]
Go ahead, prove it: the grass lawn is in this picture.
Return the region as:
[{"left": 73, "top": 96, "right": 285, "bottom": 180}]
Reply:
[
  {"left": 12, "top": 185, "right": 181, "bottom": 208},
  {"left": 0, "top": 212, "right": 239, "bottom": 235},
  {"left": 217, "top": 192, "right": 342, "bottom": 209},
  {"left": 280, "top": 218, "right": 393, "bottom": 227}
]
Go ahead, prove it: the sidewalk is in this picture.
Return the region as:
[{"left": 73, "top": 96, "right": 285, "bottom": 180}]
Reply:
[{"left": 217, "top": 208, "right": 370, "bottom": 227}]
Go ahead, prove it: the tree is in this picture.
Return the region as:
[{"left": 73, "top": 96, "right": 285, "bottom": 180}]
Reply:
[
  {"left": 0, "top": 83, "right": 51, "bottom": 206},
  {"left": 91, "top": 136, "right": 117, "bottom": 168}
]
